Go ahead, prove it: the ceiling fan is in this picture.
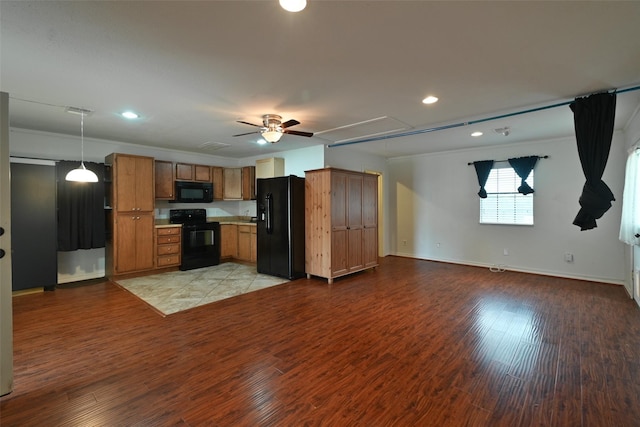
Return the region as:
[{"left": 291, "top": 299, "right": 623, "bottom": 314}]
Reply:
[{"left": 233, "top": 114, "right": 313, "bottom": 143}]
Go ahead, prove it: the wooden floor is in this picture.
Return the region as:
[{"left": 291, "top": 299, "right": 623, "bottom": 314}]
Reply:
[{"left": 2, "top": 257, "right": 639, "bottom": 426}]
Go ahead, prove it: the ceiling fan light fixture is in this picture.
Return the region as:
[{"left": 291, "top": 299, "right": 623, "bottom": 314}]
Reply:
[
  {"left": 262, "top": 130, "right": 283, "bottom": 143},
  {"left": 279, "top": 0, "right": 306, "bottom": 12},
  {"left": 65, "top": 111, "right": 99, "bottom": 183}
]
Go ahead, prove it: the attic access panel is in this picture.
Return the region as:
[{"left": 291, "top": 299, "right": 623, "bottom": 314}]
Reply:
[{"left": 314, "top": 116, "right": 412, "bottom": 143}]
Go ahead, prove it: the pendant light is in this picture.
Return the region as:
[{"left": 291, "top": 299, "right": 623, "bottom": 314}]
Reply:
[{"left": 65, "top": 110, "right": 98, "bottom": 183}]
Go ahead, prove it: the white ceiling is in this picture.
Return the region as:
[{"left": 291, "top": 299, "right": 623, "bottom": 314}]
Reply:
[{"left": 2, "top": 1, "right": 640, "bottom": 159}]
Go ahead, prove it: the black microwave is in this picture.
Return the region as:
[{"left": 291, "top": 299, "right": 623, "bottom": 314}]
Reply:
[{"left": 174, "top": 181, "right": 213, "bottom": 203}]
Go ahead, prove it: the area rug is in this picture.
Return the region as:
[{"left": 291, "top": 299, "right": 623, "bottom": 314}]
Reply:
[{"left": 115, "top": 262, "right": 288, "bottom": 316}]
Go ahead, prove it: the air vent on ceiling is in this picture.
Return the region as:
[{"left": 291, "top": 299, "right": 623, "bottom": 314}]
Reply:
[
  {"left": 199, "top": 141, "right": 231, "bottom": 152},
  {"left": 314, "top": 116, "right": 412, "bottom": 143}
]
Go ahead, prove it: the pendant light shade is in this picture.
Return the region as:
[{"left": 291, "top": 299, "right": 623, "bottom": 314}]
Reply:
[
  {"left": 65, "top": 162, "right": 98, "bottom": 182},
  {"left": 66, "top": 111, "right": 98, "bottom": 183}
]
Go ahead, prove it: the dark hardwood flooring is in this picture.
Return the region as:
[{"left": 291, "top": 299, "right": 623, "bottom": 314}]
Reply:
[{"left": 2, "top": 256, "right": 639, "bottom": 426}]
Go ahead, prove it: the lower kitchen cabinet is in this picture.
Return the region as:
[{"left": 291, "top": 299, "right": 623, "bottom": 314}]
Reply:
[
  {"left": 220, "top": 224, "right": 238, "bottom": 259},
  {"left": 237, "top": 225, "right": 257, "bottom": 262},
  {"left": 112, "top": 213, "right": 155, "bottom": 275},
  {"left": 155, "top": 226, "right": 181, "bottom": 268},
  {"left": 220, "top": 223, "right": 256, "bottom": 262}
]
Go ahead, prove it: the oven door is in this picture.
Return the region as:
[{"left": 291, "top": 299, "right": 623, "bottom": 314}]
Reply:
[{"left": 180, "top": 222, "right": 221, "bottom": 271}]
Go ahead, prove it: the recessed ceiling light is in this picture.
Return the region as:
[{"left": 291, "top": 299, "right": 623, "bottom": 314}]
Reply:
[
  {"left": 279, "top": 0, "right": 306, "bottom": 12},
  {"left": 471, "top": 131, "right": 483, "bottom": 137},
  {"left": 121, "top": 111, "right": 139, "bottom": 119},
  {"left": 422, "top": 96, "right": 439, "bottom": 105}
]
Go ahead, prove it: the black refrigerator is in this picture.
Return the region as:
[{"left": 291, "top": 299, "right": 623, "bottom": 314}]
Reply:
[{"left": 256, "top": 175, "right": 305, "bottom": 280}]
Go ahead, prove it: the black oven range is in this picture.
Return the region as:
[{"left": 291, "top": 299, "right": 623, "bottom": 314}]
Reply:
[{"left": 169, "top": 209, "right": 220, "bottom": 271}]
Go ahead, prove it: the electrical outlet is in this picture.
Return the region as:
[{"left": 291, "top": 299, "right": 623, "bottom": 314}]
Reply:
[
  {"left": 402, "top": 240, "right": 407, "bottom": 246},
  {"left": 503, "top": 248, "right": 509, "bottom": 256},
  {"left": 564, "top": 253, "right": 574, "bottom": 263},
  {"left": 436, "top": 242, "right": 441, "bottom": 248}
]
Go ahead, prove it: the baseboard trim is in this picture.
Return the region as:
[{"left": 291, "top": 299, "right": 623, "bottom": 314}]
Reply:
[{"left": 390, "top": 253, "right": 625, "bottom": 286}]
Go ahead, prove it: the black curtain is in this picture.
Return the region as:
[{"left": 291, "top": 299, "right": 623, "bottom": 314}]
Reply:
[
  {"left": 508, "top": 156, "right": 538, "bottom": 195},
  {"left": 570, "top": 92, "right": 617, "bottom": 231},
  {"left": 56, "top": 161, "right": 106, "bottom": 251},
  {"left": 473, "top": 160, "right": 494, "bottom": 198}
]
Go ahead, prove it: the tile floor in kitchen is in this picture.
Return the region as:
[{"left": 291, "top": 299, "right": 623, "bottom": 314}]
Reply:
[{"left": 115, "top": 262, "right": 289, "bottom": 315}]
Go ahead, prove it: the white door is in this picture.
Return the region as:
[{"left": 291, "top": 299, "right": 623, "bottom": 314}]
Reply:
[{"left": 0, "top": 91, "right": 13, "bottom": 396}]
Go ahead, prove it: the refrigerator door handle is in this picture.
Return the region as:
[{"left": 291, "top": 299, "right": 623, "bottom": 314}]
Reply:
[{"left": 266, "top": 192, "right": 273, "bottom": 234}]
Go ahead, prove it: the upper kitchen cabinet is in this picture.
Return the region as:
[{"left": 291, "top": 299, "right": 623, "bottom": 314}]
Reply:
[
  {"left": 212, "top": 166, "right": 223, "bottom": 200},
  {"left": 223, "top": 168, "right": 242, "bottom": 200},
  {"left": 242, "top": 166, "right": 255, "bottom": 200},
  {"left": 155, "top": 160, "right": 174, "bottom": 200},
  {"left": 223, "top": 166, "right": 255, "bottom": 200},
  {"left": 256, "top": 157, "right": 284, "bottom": 179},
  {"left": 176, "top": 163, "right": 212, "bottom": 182},
  {"left": 106, "top": 153, "right": 154, "bottom": 213}
]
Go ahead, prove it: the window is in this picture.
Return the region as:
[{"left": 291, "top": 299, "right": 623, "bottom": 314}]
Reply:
[{"left": 480, "top": 163, "right": 534, "bottom": 225}]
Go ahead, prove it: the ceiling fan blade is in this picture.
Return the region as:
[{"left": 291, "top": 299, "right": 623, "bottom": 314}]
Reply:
[
  {"left": 237, "top": 120, "right": 262, "bottom": 127},
  {"left": 284, "top": 129, "right": 314, "bottom": 137},
  {"left": 281, "top": 119, "right": 300, "bottom": 129},
  {"left": 232, "top": 131, "right": 260, "bottom": 137}
]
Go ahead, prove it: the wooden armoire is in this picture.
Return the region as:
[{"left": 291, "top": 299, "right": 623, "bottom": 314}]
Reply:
[{"left": 304, "top": 168, "right": 378, "bottom": 284}]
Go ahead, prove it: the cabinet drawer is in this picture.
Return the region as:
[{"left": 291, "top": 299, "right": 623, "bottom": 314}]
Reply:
[
  {"left": 157, "top": 243, "right": 180, "bottom": 255},
  {"left": 157, "top": 255, "right": 180, "bottom": 267},
  {"left": 238, "top": 225, "right": 252, "bottom": 234},
  {"left": 157, "top": 235, "right": 181, "bottom": 245},
  {"left": 157, "top": 227, "right": 181, "bottom": 236}
]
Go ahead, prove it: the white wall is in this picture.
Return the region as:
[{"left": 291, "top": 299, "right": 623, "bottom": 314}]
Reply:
[
  {"left": 242, "top": 145, "right": 325, "bottom": 178},
  {"left": 388, "top": 133, "right": 628, "bottom": 284}
]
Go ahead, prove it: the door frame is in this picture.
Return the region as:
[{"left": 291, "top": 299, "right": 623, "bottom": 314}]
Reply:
[
  {"left": 365, "top": 169, "right": 383, "bottom": 257},
  {"left": 1, "top": 91, "right": 13, "bottom": 396}
]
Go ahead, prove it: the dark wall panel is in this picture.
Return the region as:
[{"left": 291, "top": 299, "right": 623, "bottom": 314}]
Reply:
[{"left": 11, "top": 162, "right": 57, "bottom": 291}]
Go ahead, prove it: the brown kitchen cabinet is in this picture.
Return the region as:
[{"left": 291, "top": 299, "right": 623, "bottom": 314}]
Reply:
[
  {"left": 113, "top": 214, "right": 155, "bottom": 274},
  {"left": 106, "top": 153, "right": 156, "bottom": 277},
  {"left": 223, "top": 166, "right": 255, "bottom": 200},
  {"left": 212, "top": 166, "right": 224, "bottom": 200},
  {"left": 223, "top": 168, "right": 242, "bottom": 200},
  {"left": 237, "top": 225, "right": 257, "bottom": 262},
  {"left": 242, "top": 166, "right": 255, "bottom": 200},
  {"left": 108, "top": 153, "right": 154, "bottom": 213},
  {"left": 304, "top": 168, "right": 378, "bottom": 284},
  {"left": 176, "top": 163, "right": 211, "bottom": 182},
  {"left": 220, "top": 224, "right": 238, "bottom": 259},
  {"left": 221, "top": 223, "right": 256, "bottom": 262},
  {"left": 155, "top": 226, "right": 181, "bottom": 268},
  {"left": 155, "top": 160, "right": 174, "bottom": 200}
]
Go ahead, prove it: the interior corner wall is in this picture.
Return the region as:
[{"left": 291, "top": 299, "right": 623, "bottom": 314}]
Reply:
[
  {"left": 324, "top": 146, "right": 391, "bottom": 256},
  {"left": 387, "top": 133, "right": 627, "bottom": 284}
]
